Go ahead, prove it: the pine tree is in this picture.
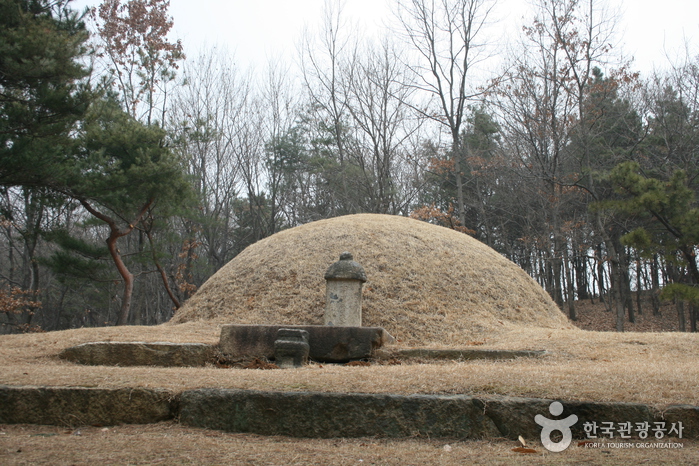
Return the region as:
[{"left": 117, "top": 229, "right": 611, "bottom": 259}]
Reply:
[
  {"left": 608, "top": 162, "right": 699, "bottom": 307},
  {"left": 58, "top": 96, "right": 190, "bottom": 325},
  {"left": 0, "top": 0, "right": 93, "bottom": 188}
]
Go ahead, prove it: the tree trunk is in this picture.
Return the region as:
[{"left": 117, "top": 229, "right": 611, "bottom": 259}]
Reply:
[
  {"left": 80, "top": 198, "right": 153, "bottom": 326},
  {"left": 596, "top": 244, "right": 608, "bottom": 306},
  {"left": 146, "top": 228, "right": 180, "bottom": 310},
  {"left": 676, "top": 299, "right": 686, "bottom": 332},
  {"left": 452, "top": 137, "right": 466, "bottom": 227},
  {"left": 563, "top": 243, "right": 576, "bottom": 320},
  {"left": 635, "top": 254, "right": 643, "bottom": 316},
  {"left": 597, "top": 218, "right": 624, "bottom": 331},
  {"left": 651, "top": 254, "right": 661, "bottom": 315},
  {"left": 608, "top": 256, "right": 625, "bottom": 332},
  {"left": 574, "top": 253, "right": 590, "bottom": 301},
  {"left": 105, "top": 231, "right": 135, "bottom": 326}
]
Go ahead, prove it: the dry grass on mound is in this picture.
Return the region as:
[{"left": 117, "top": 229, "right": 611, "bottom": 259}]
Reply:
[
  {"left": 171, "top": 214, "right": 572, "bottom": 346},
  {"left": 1, "top": 324, "right": 698, "bottom": 406}
]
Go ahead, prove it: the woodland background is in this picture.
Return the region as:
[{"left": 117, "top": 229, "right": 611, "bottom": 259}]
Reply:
[{"left": 1, "top": 0, "right": 698, "bottom": 334}]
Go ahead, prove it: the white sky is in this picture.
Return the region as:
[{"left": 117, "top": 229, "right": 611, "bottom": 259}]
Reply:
[{"left": 71, "top": 0, "right": 699, "bottom": 75}]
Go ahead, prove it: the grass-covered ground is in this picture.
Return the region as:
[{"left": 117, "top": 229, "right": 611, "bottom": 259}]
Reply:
[{"left": 1, "top": 322, "right": 697, "bottom": 406}]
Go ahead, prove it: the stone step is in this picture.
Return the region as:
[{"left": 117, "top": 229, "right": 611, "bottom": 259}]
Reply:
[{"left": 1, "top": 385, "right": 697, "bottom": 440}]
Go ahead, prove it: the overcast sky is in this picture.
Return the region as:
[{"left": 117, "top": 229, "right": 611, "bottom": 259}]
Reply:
[{"left": 72, "top": 0, "right": 698, "bottom": 75}]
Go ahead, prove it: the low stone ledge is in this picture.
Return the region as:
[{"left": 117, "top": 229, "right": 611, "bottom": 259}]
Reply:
[
  {"left": 0, "top": 385, "right": 176, "bottom": 427},
  {"left": 179, "top": 389, "right": 501, "bottom": 438},
  {"left": 2, "top": 385, "right": 697, "bottom": 440},
  {"left": 379, "top": 348, "right": 547, "bottom": 360},
  {"left": 179, "top": 389, "right": 699, "bottom": 440},
  {"left": 59, "top": 342, "right": 216, "bottom": 367},
  {"left": 219, "top": 325, "right": 393, "bottom": 363}
]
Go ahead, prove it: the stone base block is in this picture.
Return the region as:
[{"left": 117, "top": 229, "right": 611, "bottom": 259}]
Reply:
[
  {"left": 58, "top": 342, "right": 215, "bottom": 367},
  {"left": 178, "top": 389, "right": 699, "bottom": 439},
  {"left": 219, "top": 325, "right": 393, "bottom": 363},
  {"left": 274, "top": 328, "right": 310, "bottom": 369},
  {"left": 0, "top": 385, "right": 174, "bottom": 426}
]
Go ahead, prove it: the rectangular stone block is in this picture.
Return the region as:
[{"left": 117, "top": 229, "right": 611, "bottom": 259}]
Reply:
[
  {"left": 0, "top": 385, "right": 175, "bottom": 426},
  {"left": 179, "top": 390, "right": 699, "bottom": 440},
  {"left": 219, "top": 325, "right": 392, "bottom": 363},
  {"left": 58, "top": 342, "right": 215, "bottom": 367},
  {"left": 179, "top": 389, "right": 497, "bottom": 438}
]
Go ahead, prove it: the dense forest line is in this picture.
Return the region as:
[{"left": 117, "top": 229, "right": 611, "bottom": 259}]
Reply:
[{"left": 1, "top": 0, "right": 698, "bottom": 334}]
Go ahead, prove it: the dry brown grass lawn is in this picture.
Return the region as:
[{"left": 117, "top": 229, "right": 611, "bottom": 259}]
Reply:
[
  {"left": 1, "top": 423, "right": 696, "bottom": 465},
  {"left": 171, "top": 214, "right": 572, "bottom": 345},
  {"left": 1, "top": 323, "right": 698, "bottom": 407}
]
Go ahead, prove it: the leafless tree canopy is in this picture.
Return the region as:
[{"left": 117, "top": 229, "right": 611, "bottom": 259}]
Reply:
[{"left": 2, "top": 0, "right": 698, "bottom": 333}]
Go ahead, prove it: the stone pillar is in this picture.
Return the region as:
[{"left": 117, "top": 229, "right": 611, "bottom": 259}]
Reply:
[{"left": 324, "top": 252, "right": 367, "bottom": 326}]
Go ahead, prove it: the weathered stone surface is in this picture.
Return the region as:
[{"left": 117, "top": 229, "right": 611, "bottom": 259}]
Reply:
[
  {"left": 179, "top": 389, "right": 501, "bottom": 438},
  {"left": 178, "top": 390, "right": 698, "bottom": 439},
  {"left": 324, "top": 252, "right": 366, "bottom": 327},
  {"left": 561, "top": 400, "right": 660, "bottom": 439},
  {"left": 384, "top": 348, "right": 547, "bottom": 360},
  {"left": 58, "top": 342, "right": 215, "bottom": 367},
  {"left": 484, "top": 398, "right": 684, "bottom": 440},
  {"left": 324, "top": 252, "right": 367, "bottom": 282},
  {"left": 2, "top": 384, "right": 697, "bottom": 439},
  {"left": 324, "top": 280, "right": 364, "bottom": 326},
  {"left": 274, "top": 328, "right": 310, "bottom": 369},
  {"left": 0, "top": 385, "right": 175, "bottom": 426},
  {"left": 219, "top": 325, "right": 392, "bottom": 363},
  {"left": 662, "top": 405, "right": 699, "bottom": 439}
]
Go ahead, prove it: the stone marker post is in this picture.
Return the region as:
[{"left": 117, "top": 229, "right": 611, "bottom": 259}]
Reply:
[
  {"left": 274, "top": 328, "right": 310, "bottom": 369},
  {"left": 324, "top": 252, "right": 367, "bottom": 326}
]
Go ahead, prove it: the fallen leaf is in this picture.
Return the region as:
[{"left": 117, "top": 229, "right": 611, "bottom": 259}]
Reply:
[
  {"left": 512, "top": 447, "right": 537, "bottom": 454},
  {"left": 243, "top": 358, "right": 279, "bottom": 370}
]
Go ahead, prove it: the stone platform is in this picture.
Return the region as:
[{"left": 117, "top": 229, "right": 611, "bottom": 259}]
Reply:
[{"left": 219, "top": 324, "right": 394, "bottom": 363}]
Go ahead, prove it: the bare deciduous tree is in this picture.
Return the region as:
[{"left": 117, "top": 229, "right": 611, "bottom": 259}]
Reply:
[{"left": 395, "top": 0, "right": 497, "bottom": 226}]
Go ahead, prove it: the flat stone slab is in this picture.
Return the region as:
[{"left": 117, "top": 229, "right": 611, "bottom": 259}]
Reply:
[
  {"left": 179, "top": 389, "right": 699, "bottom": 440},
  {"left": 381, "top": 348, "right": 547, "bottom": 360},
  {"left": 2, "top": 385, "right": 697, "bottom": 440},
  {"left": 59, "top": 342, "right": 215, "bottom": 367},
  {"left": 219, "top": 325, "right": 393, "bottom": 363},
  {"left": 0, "top": 385, "right": 174, "bottom": 426}
]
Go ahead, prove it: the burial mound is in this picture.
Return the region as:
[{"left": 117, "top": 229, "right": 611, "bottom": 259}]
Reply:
[{"left": 171, "top": 214, "right": 571, "bottom": 345}]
